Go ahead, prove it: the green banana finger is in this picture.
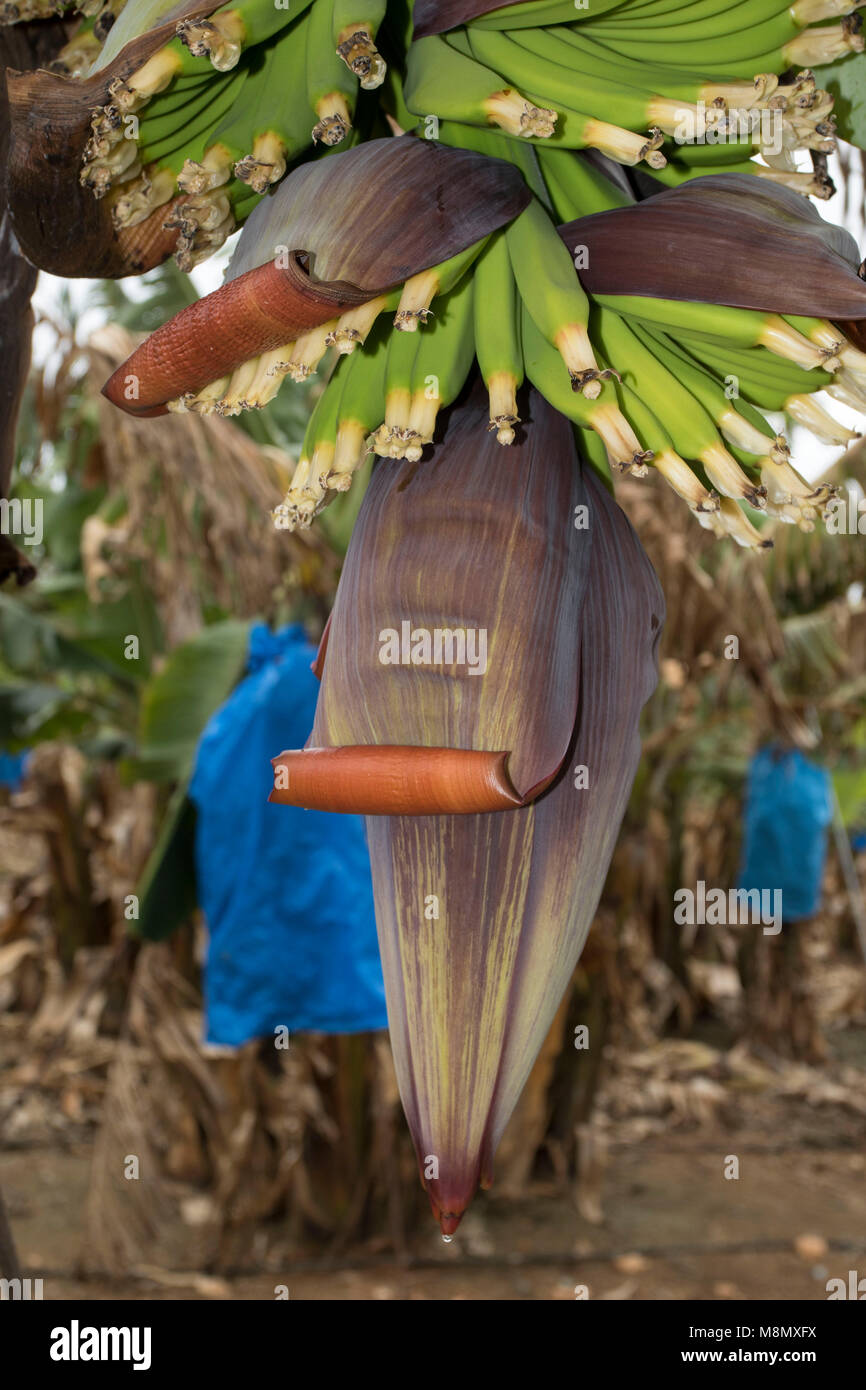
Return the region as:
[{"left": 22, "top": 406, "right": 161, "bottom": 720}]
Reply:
[
  {"left": 278, "top": 366, "right": 347, "bottom": 527},
  {"left": 642, "top": 325, "right": 787, "bottom": 459},
  {"left": 507, "top": 196, "right": 609, "bottom": 396},
  {"left": 332, "top": 0, "right": 387, "bottom": 88},
  {"left": 188, "top": 34, "right": 310, "bottom": 193},
  {"left": 473, "top": 230, "right": 524, "bottom": 444},
  {"left": 592, "top": 307, "right": 748, "bottom": 490},
  {"left": 536, "top": 147, "right": 630, "bottom": 222},
  {"left": 591, "top": 293, "right": 832, "bottom": 368},
  {"left": 306, "top": 0, "right": 358, "bottom": 144},
  {"left": 370, "top": 321, "right": 424, "bottom": 457},
  {"left": 626, "top": 321, "right": 769, "bottom": 503},
  {"left": 469, "top": 0, "right": 629, "bottom": 28},
  {"left": 466, "top": 25, "right": 714, "bottom": 143},
  {"left": 403, "top": 32, "right": 558, "bottom": 139},
  {"left": 535, "top": 23, "right": 780, "bottom": 107},
  {"left": 327, "top": 314, "right": 392, "bottom": 486},
  {"left": 404, "top": 274, "right": 478, "bottom": 457},
  {"left": 521, "top": 306, "right": 652, "bottom": 473},
  {"left": 673, "top": 332, "right": 834, "bottom": 392},
  {"left": 600, "top": 365, "right": 724, "bottom": 524},
  {"left": 176, "top": 0, "right": 313, "bottom": 72}
]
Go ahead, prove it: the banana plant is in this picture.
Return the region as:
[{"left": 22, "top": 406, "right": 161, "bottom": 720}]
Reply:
[{"left": 6, "top": 0, "right": 866, "bottom": 1233}]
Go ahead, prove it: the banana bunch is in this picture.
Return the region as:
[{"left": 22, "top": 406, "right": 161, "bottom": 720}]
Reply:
[
  {"left": 403, "top": 0, "right": 866, "bottom": 198},
  {"left": 24, "top": 0, "right": 866, "bottom": 544},
  {"left": 147, "top": 112, "right": 862, "bottom": 546},
  {"left": 75, "top": 0, "right": 387, "bottom": 266},
  {"left": 57, "top": 0, "right": 866, "bottom": 278},
  {"left": 265, "top": 258, "right": 860, "bottom": 542}
]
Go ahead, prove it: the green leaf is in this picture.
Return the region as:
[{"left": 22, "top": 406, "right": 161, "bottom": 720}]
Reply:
[
  {"left": 0, "top": 684, "right": 65, "bottom": 744},
  {"left": 812, "top": 54, "right": 866, "bottom": 149},
  {"left": 833, "top": 766, "right": 866, "bottom": 828},
  {"left": 135, "top": 620, "right": 251, "bottom": 782},
  {"left": 133, "top": 786, "right": 198, "bottom": 941}
]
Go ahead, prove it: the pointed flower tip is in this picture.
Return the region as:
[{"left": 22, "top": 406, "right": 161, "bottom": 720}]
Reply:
[{"left": 436, "top": 1207, "right": 465, "bottom": 1238}]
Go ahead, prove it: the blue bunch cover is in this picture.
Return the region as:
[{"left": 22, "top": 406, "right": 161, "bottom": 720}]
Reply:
[
  {"left": 738, "top": 746, "right": 833, "bottom": 922},
  {"left": 0, "top": 751, "right": 28, "bottom": 789},
  {"left": 189, "top": 623, "right": 387, "bottom": 1044}
]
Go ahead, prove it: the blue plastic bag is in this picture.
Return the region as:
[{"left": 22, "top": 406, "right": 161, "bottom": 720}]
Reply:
[
  {"left": 189, "top": 623, "right": 387, "bottom": 1044},
  {"left": 738, "top": 747, "right": 833, "bottom": 922},
  {"left": 0, "top": 751, "right": 28, "bottom": 789}
]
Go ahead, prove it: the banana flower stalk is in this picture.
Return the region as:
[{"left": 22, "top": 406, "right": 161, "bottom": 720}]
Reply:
[{"left": 271, "top": 380, "right": 664, "bottom": 1232}]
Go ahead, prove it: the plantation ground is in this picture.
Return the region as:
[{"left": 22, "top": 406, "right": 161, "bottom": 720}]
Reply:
[{"left": 4, "top": 1072, "right": 864, "bottom": 1302}]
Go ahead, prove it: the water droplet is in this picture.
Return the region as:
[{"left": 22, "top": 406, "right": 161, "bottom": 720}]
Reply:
[{"left": 442, "top": 1234, "right": 453, "bottom": 1244}]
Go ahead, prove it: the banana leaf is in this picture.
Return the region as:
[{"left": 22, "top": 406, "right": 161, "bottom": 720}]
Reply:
[
  {"left": 132, "top": 618, "right": 250, "bottom": 782},
  {"left": 133, "top": 784, "right": 198, "bottom": 940}
]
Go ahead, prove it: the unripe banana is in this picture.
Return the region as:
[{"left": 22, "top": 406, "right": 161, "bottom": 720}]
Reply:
[
  {"left": 473, "top": 231, "right": 524, "bottom": 445},
  {"left": 403, "top": 33, "right": 557, "bottom": 139},
  {"left": 404, "top": 275, "right": 477, "bottom": 458},
  {"left": 306, "top": 0, "right": 357, "bottom": 144},
  {"left": 521, "top": 308, "right": 652, "bottom": 474},
  {"left": 177, "top": 0, "right": 313, "bottom": 72},
  {"left": 332, "top": 0, "right": 387, "bottom": 89},
  {"left": 506, "top": 197, "right": 609, "bottom": 397}
]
